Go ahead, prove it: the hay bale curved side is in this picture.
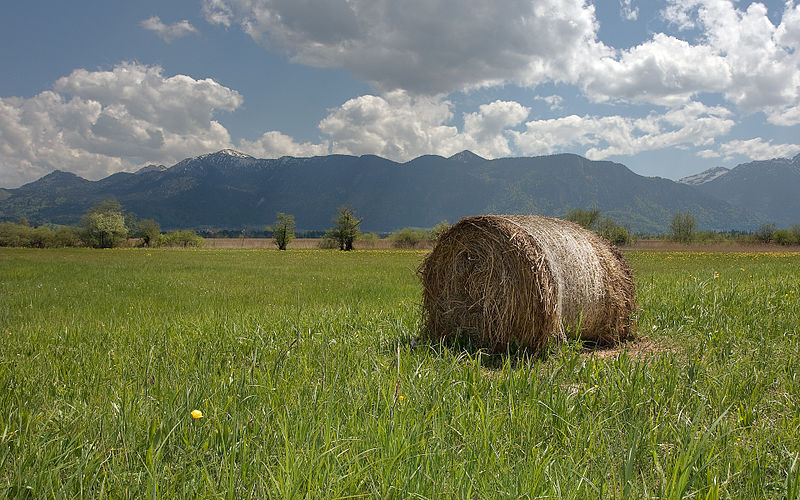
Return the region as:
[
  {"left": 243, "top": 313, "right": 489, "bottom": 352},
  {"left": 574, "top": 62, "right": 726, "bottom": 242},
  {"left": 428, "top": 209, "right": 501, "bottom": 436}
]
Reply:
[{"left": 418, "top": 215, "right": 635, "bottom": 352}]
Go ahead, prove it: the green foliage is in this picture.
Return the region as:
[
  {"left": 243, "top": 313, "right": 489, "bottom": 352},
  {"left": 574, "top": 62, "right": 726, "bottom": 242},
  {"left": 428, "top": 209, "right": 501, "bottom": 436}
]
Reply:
[
  {"left": 389, "top": 227, "right": 428, "bottom": 248},
  {"left": 324, "top": 206, "right": 362, "bottom": 251},
  {"left": 428, "top": 220, "right": 451, "bottom": 241},
  {"left": 360, "top": 232, "right": 380, "bottom": 248},
  {"left": 565, "top": 208, "right": 601, "bottom": 229},
  {"left": 80, "top": 200, "right": 129, "bottom": 248},
  {"left": 0, "top": 222, "right": 80, "bottom": 248},
  {"left": 791, "top": 225, "right": 800, "bottom": 244},
  {"left": 772, "top": 229, "right": 794, "bottom": 245},
  {"left": 136, "top": 219, "right": 161, "bottom": 247},
  {"left": 596, "top": 216, "right": 632, "bottom": 245},
  {"left": 159, "top": 230, "right": 204, "bottom": 248},
  {"left": 389, "top": 221, "right": 451, "bottom": 248},
  {"left": 563, "top": 209, "right": 630, "bottom": 245},
  {"left": 1, "top": 248, "right": 799, "bottom": 497},
  {"left": 670, "top": 211, "right": 696, "bottom": 243},
  {"left": 268, "top": 212, "right": 296, "bottom": 250},
  {"left": 754, "top": 223, "right": 776, "bottom": 243}
]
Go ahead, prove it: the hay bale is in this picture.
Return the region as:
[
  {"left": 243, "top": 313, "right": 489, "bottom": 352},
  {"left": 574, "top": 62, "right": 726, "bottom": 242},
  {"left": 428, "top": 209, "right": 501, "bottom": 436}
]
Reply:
[{"left": 419, "top": 215, "right": 635, "bottom": 353}]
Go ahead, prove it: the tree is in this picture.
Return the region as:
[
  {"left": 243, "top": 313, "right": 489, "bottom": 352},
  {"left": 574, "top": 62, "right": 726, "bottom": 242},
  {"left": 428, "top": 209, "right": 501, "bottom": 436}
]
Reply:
[
  {"left": 565, "top": 208, "right": 601, "bottom": 230},
  {"left": 428, "top": 220, "right": 451, "bottom": 241},
  {"left": 80, "top": 200, "right": 129, "bottom": 248},
  {"left": 160, "top": 230, "right": 203, "bottom": 248},
  {"left": 670, "top": 211, "right": 696, "bottom": 243},
  {"left": 324, "top": 206, "right": 362, "bottom": 251},
  {"left": 389, "top": 227, "right": 427, "bottom": 248},
  {"left": 754, "top": 224, "right": 776, "bottom": 243},
  {"left": 790, "top": 225, "right": 800, "bottom": 244},
  {"left": 136, "top": 219, "right": 161, "bottom": 247},
  {"left": 596, "top": 216, "right": 631, "bottom": 245},
  {"left": 268, "top": 212, "right": 295, "bottom": 250}
]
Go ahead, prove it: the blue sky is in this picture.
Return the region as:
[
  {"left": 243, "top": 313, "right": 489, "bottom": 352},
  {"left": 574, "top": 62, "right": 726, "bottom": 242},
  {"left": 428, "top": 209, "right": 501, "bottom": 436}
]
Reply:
[{"left": 1, "top": 0, "right": 799, "bottom": 187}]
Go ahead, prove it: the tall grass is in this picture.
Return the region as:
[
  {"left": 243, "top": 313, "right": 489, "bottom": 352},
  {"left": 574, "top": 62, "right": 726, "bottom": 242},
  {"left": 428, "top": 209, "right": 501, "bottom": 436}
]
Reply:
[{"left": 1, "top": 248, "right": 798, "bottom": 498}]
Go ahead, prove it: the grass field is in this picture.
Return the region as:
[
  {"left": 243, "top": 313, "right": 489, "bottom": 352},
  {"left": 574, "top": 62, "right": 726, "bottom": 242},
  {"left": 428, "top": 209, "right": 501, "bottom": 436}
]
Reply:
[{"left": 1, "top": 248, "right": 799, "bottom": 498}]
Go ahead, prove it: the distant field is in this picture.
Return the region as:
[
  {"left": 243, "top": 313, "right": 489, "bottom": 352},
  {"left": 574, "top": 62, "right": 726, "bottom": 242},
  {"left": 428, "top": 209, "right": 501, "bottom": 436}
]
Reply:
[
  {"left": 1, "top": 248, "right": 799, "bottom": 497},
  {"left": 201, "top": 237, "right": 800, "bottom": 252},
  {"left": 202, "top": 237, "right": 406, "bottom": 249}
]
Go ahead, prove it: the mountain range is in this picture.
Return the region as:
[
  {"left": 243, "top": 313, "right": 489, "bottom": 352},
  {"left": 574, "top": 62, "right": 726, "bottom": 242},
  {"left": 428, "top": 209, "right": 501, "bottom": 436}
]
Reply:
[
  {"left": 0, "top": 149, "right": 796, "bottom": 233},
  {"left": 677, "top": 154, "right": 800, "bottom": 229}
]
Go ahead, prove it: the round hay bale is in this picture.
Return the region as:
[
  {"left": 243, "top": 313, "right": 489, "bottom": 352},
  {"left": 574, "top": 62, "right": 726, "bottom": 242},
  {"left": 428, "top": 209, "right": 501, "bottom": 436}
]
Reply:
[{"left": 419, "top": 214, "right": 636, "bottom": 353}]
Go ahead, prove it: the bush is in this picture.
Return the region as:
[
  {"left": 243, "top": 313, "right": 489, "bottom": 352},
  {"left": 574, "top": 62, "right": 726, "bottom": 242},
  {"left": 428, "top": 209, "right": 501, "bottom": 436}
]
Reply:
[
  {"left": 0, "top": 222, "right": 33, "bottom": 247},
  {"left": 772, "top": 229, "right": 795, "bottom": 245},
  {"left": 159, "top": 230, "right": 203, "bottom": 248},
  {"left": 389, "top": 227, "right": 428, "bottom": 248},
  {"left": 564, "top": 208, "right": 601, "bottom": 230},
  {"left": 428, "top": 220, "right": 451, "bottom": 241},
  {"left": 53, "top": 227, "right": 81, "bottom": 247},
  {"left": 791, "top": 225, "right": 800, "bottom": 242},
  {"left": 360, "top": 232, "right": 380, "bottom": 248},
  {"left": 670, "top": 212, "right": 696, "bottom": 243},
  {"left": 754, "top": 224, "right": 776, "bottom": 244},
  {"left": 595, "top": 217, "right": 632, "bottom": 246}
]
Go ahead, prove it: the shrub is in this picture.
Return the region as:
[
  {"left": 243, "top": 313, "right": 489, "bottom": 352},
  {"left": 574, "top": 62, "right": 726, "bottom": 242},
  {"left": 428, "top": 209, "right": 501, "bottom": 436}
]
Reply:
[
  {"left": 596, "top": 216, "right": 632, "bottom": 246},
  {"left": 670, "top": 212, "right": 696, "bottom": 243},
  {"left": 754, "top": 224, "right": 776, "bottom": 244},
  {"left": 564, "top": 208, "right": 601, "bottom": 230},
  {"left": 360, "top": 232, "right": 380, "bottom": 248},
  {"left": 159, "top": 230, "right": 203, "bottom": 248},
  {"left": 389, "top": 227, "right": 428, "bottom": 248},
  {"left": 772, "top": 229, "right": 795, "bottom": 245}
]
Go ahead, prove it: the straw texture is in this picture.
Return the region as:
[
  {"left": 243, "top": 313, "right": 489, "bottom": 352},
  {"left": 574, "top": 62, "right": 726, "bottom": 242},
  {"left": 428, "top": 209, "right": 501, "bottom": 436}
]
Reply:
[{"left": 419, "top": 215, "right": 636, "bottom": 353}]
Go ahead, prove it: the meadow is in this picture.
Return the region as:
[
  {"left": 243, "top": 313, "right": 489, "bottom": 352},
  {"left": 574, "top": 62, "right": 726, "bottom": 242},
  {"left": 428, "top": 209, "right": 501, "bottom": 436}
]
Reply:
[{"left": 1, "top": 248, "right": 799, "bottom": 498}]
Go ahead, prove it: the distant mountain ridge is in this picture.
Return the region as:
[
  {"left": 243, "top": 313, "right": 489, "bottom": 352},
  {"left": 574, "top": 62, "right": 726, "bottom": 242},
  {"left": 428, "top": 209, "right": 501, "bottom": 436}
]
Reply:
[
  {"left": 684, "top": 154, "right": 800, "bottom": 227},
  {"left": 0, "top": 149, "right": 771, "bottom": 232},
  {"left": 678, "top": 166, "right": 730, "bottom": 186}
]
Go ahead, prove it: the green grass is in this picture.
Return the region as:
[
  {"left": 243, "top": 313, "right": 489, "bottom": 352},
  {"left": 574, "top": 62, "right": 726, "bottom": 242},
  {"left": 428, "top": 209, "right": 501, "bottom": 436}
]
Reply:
[{"left": 1, "top": 248, "right": 799, "bottom": 498}]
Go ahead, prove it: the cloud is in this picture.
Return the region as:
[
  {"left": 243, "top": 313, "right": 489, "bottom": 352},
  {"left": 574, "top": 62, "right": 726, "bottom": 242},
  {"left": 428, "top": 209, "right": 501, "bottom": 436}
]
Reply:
[
  {"left": 202, "top": 0, "right": 234, "bottom": 27},
  {"left": 317, "top": 92, "right": 529, "bottom": 161},
  {"left": 582, "top": 33, "right": 731, "bottom": 106},
  {"left": 715, "top": 138, "right": 800, "bottom": 161},
  {"left": 620, "top": 0, "right": 639, "bottom": 20},
  {"left": 0, "top": 63, "right": 242, "bottom": 187},
  {"left": 238, "top": 131, "right": 329, "bottom": 158},
  {"left": 535, "top": 95, "right": 564, "bottom": 111},
  {"left": 660, "top": 0, "right": 800, "bottom": 122},
  {"left": 202, "top": 0, "right": 606, "bottom": 95},
  {"left": 140, "top": 16, "right": 199, "bottom": 42},
  {"left": 205, "top": 0, "right": 800, "bottom": 124},
  {"left": 511, "top": 102, "right": 734, "bottom": 159}
]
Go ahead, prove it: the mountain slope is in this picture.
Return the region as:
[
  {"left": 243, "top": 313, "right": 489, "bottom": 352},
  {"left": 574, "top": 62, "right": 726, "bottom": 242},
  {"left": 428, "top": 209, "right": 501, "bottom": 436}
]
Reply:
[
  {"left": 0, "top": 150, "right": 763, "bottom": 232},
  {"left": 690, "top": 155, "right": 800, "bottom": 227},
  {"left": 678, "top": 166, "right": 730, "bottom": 186}
]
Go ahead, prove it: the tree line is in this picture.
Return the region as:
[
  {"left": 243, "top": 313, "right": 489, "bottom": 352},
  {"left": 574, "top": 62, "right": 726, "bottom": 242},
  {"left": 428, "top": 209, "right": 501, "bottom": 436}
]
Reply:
[
  {"left": 0, "top": 200, "right": 203, "bottom": 248},
  {"left": 4, "top": 203, "right": 799, "bottom": 249}
]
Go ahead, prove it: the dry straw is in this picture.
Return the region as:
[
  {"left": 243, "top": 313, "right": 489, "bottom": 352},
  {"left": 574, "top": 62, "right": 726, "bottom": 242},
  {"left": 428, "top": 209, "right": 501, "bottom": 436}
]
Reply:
[{"left": 419, "top": 215, "right": 636, "bottom": 353}]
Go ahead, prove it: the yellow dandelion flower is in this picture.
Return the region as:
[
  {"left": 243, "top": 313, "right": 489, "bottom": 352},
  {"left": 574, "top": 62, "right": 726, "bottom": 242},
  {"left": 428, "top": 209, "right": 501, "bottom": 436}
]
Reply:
[
  {"left": 191, "top": 410, "right": 203, "bottom": 419},
  {"left": 398, "top": 395, "right": 404, "bottom": 401}
]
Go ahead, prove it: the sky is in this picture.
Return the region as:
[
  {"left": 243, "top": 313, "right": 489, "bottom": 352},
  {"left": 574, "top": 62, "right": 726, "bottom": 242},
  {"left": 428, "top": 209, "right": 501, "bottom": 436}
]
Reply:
[{"left": 1, "top": 0, "right": 799, "bottom": 188}]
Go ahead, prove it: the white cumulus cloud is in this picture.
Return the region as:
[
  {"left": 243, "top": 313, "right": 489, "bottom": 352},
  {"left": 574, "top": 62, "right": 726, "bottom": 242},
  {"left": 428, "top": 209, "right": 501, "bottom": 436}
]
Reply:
[
  {"left": 140, "top": 16, "right": 199, "bottom": 42},
  {"left": 0, "top": 63, "right": 242, "bottom": 187},
  {"left": 202, "top": 0, "right": 607, "bottom": 95},
  {"left": 511, "top": 102, "right": 735, "bottom": 159},
  {"left": 204, "top": 0, "right": 800, "bottom": 125},
  {"left": 715, "top": 138, "right": 800, "bottom": 161},
  {"left": 318, "top": 92, "right": 529, "bottom": 161},
  {"left": 238, "top": 131, "right": 329, "bottom": 158}
]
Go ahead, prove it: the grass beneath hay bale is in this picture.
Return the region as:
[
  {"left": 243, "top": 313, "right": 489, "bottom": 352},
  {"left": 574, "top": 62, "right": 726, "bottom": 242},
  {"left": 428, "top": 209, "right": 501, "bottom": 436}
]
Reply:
[{"left": 1, "top": 248, "right": 799, "bottom": 498}]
